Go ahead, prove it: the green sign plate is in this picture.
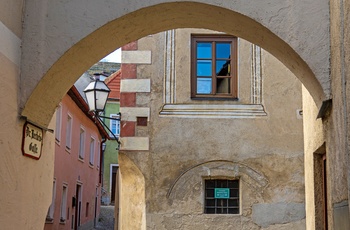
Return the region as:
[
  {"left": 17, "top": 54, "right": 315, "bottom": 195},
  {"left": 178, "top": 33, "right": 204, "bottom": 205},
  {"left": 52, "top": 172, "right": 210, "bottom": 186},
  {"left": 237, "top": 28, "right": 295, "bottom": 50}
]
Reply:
[{"left": 214, "top": 188, "right": 230, "bottom": 199}]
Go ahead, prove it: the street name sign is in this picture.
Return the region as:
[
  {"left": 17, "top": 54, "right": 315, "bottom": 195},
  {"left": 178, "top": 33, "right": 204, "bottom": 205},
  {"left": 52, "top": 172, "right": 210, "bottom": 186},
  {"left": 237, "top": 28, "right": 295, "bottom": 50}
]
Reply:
[{"left": 22, "top": 122, "right": 43, "bottom": 160}]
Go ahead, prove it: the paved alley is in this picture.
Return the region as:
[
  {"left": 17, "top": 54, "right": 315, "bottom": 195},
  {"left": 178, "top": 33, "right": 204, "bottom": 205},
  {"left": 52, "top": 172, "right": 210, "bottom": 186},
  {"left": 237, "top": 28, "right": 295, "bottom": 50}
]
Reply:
[{"left": 94, "top": 206, "right": 115, "bottom": 230}]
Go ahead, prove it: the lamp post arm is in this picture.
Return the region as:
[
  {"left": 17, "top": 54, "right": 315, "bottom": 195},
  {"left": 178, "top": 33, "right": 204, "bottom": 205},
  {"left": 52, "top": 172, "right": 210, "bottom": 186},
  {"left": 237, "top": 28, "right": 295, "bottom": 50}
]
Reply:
[
  {"left": 95, "top": 112, "right": 121, "bottom": 150},
  {"left": 97, "top": 114, "right": 120, "bottom": 121}
]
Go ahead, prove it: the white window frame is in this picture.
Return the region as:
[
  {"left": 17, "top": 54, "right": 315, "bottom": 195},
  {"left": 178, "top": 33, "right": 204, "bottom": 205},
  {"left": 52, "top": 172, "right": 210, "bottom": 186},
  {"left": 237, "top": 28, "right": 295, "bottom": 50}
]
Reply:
[
  {"left": 65, "top": 114, "right": 72, "bottom": 150},
  {"left": 89, "top": 137, "right": 95, "bottom": 166},
  {"left": 55, "top": 104, "right": 62, "bottom": 142},
  {"left": 60, "top": 184, "right": 68, "bottom": 222},
  {"left": 97, "top": 141, "right": 100, "bottom": 169},
  {"left": 79, "top": 127, "right": 85, "bottom": 159},
  {"left": 109, "top": 114, "right": 120, "bottom": 138},
  {"left": 46, "top": 179, "right": 56, "bottom": 222}
]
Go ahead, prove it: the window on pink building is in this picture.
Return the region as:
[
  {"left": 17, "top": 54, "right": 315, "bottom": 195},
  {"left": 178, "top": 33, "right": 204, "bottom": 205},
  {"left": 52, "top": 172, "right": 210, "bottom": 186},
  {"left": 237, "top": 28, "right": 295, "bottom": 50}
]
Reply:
[
  {"left": 89, "top": 137, "right": 95, "bottom": 166},
  {"left": 55, "top": 105, "right": 62, "bottom": 142},
  {"left": 60, "top": 184, "right": 68, "bottom": 222},
  {"left": 79, "top": 127, "right": 85, "bottom": 159},
  {"left": 66, "top": 114, "right": 72, "bottom": 150}
]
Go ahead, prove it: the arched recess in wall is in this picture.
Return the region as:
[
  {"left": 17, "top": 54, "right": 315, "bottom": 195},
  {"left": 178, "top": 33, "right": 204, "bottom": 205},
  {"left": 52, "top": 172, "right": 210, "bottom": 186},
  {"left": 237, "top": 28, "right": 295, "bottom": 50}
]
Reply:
[
  {"left": 167, "top": 160, "right": 269, "bottom": 207},
  {"left": 21, "top": 1, "right": 325, "bottom": 128}
]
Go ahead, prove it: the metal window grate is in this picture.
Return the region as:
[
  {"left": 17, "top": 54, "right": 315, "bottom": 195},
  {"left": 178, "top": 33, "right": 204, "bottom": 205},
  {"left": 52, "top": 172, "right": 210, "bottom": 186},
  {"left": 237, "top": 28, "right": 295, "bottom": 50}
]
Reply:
[{"left": 204, "top": 179, "right": 239, "bottom": 214}]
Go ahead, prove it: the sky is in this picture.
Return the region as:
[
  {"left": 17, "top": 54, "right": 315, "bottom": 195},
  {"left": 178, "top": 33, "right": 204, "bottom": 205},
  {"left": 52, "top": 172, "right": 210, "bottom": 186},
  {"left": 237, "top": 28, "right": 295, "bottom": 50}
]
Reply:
[{"left": 100, "top": 48, "right": 121, "bottom": 63}]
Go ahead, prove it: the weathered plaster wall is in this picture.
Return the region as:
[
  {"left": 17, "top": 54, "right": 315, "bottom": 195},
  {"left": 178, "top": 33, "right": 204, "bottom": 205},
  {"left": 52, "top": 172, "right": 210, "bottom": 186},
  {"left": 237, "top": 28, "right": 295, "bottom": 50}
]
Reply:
[
  {"left": 301, "top": 2, "right": 350, "bottom": 229},
  {"left": 121, "top": 29, "right": 305, "bottom": 229},
  {"left": 327, "top": 1, "right": 350, "bottom": 229}
]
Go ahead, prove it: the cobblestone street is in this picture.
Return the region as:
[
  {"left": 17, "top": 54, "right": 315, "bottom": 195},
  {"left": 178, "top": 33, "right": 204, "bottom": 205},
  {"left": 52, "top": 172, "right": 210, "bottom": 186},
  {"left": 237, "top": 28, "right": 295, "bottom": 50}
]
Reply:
[{"left": 94, "top": 206, "right": 115, "bottom": 230}]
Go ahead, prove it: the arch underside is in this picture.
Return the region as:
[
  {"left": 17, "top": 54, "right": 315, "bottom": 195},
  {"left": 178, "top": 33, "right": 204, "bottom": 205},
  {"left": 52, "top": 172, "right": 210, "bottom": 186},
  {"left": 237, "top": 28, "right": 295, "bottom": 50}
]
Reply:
[{"left": 21, "top": 1, "right": 328, "bottom": 127}]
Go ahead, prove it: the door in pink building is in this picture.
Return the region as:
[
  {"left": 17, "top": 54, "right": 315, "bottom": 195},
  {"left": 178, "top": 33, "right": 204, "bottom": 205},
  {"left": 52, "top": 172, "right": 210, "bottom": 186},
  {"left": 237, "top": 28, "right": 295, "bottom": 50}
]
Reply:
[{"left": 74, "top": 184, "right": 82, "bottom": 230}]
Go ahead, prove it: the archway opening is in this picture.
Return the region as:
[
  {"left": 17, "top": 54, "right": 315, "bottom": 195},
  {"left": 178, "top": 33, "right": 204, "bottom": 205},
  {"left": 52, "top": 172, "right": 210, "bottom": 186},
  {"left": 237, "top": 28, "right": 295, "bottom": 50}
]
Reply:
[{"left": 21, "top": 2, "right": 324, "bottom": 128}]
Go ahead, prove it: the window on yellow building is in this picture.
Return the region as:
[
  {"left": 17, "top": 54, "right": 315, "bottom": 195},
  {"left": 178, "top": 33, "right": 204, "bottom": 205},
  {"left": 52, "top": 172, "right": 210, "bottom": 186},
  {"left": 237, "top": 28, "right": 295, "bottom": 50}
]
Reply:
[{"left": 191, "top": 35, "right": 238, "bottom": 99}]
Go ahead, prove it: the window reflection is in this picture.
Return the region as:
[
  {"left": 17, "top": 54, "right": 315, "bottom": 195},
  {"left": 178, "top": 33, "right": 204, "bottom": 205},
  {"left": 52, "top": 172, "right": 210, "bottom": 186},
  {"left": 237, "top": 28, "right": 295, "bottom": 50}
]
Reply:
[
  {"left": 197, "top": 60, "right": 212, "bottom": 76},
  {"left": 216, "top": 60, "right": 230, "bottom": 76},
  {"left": 216, "top": 43, "right": 231, "bottom": 58},
  {"left": 197, "top": 43, "right": 212, "bottom": 58},
  {"left": 197, "top": 78, "right": 212, "bottom": 94}
]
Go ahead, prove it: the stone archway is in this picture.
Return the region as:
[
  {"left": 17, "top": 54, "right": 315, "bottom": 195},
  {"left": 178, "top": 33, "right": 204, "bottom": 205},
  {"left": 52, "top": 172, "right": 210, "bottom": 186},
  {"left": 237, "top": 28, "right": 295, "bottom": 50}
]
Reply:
[{"left": 21, "top": 1, "right": 329, "bottom": 128}]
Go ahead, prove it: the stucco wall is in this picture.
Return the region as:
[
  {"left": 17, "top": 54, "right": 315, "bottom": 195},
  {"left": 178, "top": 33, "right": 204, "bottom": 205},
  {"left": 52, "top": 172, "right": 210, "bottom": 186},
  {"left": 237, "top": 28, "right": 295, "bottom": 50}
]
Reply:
[
  {"left": 45, "top": 94, "right": 102, "bottom": 230},
  {"left": 120, "top": 29, "right": 305, "bottom": 229},
  {"left": 0, "top": 2, "right": 55, "bottom": 229},
  {"left": 326, "top": 1, "right": 350, "bottom": 229},
  {"left": 302, "top": 86, "right": 325, "bottom": 230}
]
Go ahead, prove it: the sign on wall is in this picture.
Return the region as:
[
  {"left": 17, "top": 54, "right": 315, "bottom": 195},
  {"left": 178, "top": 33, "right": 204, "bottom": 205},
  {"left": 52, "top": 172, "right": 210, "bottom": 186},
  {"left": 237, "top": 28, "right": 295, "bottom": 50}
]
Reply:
[
  {"left": 214, "top": 188, "right": 230, "bottom": 199},
  {"left": 22, "top": 122, "right": 43, "bottom": 160}
]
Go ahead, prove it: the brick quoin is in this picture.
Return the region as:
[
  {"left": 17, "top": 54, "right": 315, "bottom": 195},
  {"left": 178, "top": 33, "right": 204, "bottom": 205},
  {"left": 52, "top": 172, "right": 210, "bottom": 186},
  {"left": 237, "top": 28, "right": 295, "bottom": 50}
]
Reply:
[
  {"left": 120, "top": 41, "right": 138, "bottom": 137},
  {"left": 120, "top": 121, "right": 136, "bottom": 137},
  {"left": 122, "top": 41, "right": 137, "bottom": 51},
  {"left": 121, "top": 64, "right": 137, "bottom": 79},
  {"left": 120, "top": 93, "right": 136, "bottom": 107}
]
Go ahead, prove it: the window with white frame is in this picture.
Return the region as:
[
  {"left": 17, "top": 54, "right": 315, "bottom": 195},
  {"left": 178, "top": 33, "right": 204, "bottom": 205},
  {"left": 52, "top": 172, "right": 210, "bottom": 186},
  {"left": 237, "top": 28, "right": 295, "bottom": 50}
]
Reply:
[
  {"left": 97, "top": 141, "right": 100, "bottom": 168},
  {"left": 55, "top": 105, "right": 62, "bottom": 142},
  {"left": 110, "top": 114, "right": 120, "bottom": 138},
  {"left": 65, "top": 114, "right": 72, "bottom": 149},
  {"left": 46, "top": 179, "right": 56, "bottom": 222},
  {"left": 89, "top": 137, "right": 95, "bottom": 166},
  {"left": 79, "top": 127, "right": 85, "bottom": 159},
  {"left": 60, "top": 184, "right": 68, "bottom": 222}
]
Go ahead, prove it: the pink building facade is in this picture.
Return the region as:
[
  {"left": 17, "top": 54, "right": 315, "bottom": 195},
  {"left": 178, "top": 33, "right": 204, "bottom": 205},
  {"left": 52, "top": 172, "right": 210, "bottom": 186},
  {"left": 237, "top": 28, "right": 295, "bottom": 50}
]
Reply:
[{"left": 45, "top": 85, "right": 107, "bottom": 230}]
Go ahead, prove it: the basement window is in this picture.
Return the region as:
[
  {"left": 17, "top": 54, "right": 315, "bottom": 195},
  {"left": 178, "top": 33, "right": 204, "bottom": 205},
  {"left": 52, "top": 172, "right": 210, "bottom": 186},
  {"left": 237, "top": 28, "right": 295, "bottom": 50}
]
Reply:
[{"left": 204, "top": 179, "right": 240, "bottom": 214}]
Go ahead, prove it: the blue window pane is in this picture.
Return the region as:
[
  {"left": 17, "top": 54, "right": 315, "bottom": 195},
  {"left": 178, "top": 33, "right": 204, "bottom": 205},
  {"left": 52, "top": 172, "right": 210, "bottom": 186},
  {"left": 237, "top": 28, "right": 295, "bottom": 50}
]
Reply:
[
  {"left": 197, "top": 43, "right": 212, "bottom": 58},
  {"left": 216, "top": 43, "right": 231, "bottom": 59},
  {"left": 111, "top": 120, "right": 117, "bottom": 134},
  {"left": 216, "top": 60, "right": 230, "bottom": 76},
  {"left": 197, "top": 60, "right": 212, "bottom": 76},
  {"left": 197, "top": 78, "right": 212, "bottom": 94}
]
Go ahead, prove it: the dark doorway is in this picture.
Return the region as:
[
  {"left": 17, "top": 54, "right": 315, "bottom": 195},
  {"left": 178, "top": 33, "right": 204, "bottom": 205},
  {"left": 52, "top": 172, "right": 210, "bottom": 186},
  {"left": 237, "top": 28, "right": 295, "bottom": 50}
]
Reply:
[
  {"left": 111, "top": 166, "right": 119, "bottom": 204},
  {"left": 74, "top": 184, "right": 82, "bottom": 230},
  {"left": 322, "top": 154, "right": 328, "bottom": 230},
  {"left": 314, "top": 144, "right": 328, "bottom": 230}
]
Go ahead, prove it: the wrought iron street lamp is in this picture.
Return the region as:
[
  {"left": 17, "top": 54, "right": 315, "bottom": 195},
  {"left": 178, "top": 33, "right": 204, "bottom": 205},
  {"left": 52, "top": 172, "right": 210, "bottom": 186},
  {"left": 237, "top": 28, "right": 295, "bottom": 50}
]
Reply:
[
  {"left": 84, "top": 79, "right": 121, "bottom": 149},
  {"left": 84, "top": 79, "right": 111, "bottom": 112}
]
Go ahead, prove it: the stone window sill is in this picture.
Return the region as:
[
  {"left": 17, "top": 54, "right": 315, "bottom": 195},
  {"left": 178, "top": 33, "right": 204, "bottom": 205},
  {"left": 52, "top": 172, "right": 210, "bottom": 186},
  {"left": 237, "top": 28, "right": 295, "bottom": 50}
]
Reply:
[{"left": 159, "top": 103, "right": 267, "bottom": 118}]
